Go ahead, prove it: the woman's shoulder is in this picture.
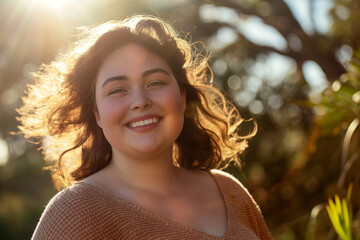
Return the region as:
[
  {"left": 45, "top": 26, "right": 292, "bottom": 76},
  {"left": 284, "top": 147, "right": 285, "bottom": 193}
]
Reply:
[
  {"left": 210, "top": 169, "right": 260, "bottom": 210},
  {"left": 43, "top": 182, "right": 102, "bottom": 212},
  {"left": 40, "top": 181, "right": 123, "bottom": 218},
  {"left": 210, "top": 169, "right": 273, "bottom": 239},
  {"left": 210, "top": 169, "right": 241, "bottom": 182},
  {"left": 209, "top": 169, "right": 248, "bottom": 193},
  {"left": 32, "top": 182, "right": 114, "bottom": 239}
]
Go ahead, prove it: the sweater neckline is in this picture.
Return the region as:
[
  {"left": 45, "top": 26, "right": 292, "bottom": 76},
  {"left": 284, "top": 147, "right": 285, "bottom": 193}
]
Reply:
[{"left": 75, "top": 169, "right": 231, "bottom": 239}]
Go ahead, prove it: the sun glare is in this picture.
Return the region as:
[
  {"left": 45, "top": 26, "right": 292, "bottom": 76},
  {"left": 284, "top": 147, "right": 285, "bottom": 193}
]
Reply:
[{"left": 41, "top": 0, "right": 68, "bottom": 9}]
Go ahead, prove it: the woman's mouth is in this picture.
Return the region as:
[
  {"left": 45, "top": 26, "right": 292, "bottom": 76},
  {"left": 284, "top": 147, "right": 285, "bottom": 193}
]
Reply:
[{"left": 128, "top": 117, "right": 160, "bottom": 128}]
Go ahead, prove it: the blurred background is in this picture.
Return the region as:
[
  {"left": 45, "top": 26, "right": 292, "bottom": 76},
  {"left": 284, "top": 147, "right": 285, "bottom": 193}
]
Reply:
[{"left": 0, "top": 0, "right": 359, "bottom": 239}]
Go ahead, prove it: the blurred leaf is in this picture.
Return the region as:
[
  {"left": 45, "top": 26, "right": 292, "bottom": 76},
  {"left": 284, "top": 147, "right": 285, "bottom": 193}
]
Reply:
[{"left": 326, "top": 184, "right": 353, "bottom": 240}]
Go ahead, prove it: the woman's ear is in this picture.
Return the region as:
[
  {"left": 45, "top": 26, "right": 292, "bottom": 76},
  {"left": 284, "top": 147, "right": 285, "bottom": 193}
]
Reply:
[
  {"left": 181, "top": 89, "right": 186, "bottom": 112},
  {"left": 93, "top": 107, "right": 102, "bottom": 128}
]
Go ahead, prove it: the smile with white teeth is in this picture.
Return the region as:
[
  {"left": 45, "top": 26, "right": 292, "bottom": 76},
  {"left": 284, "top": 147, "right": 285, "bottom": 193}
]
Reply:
[{"left": 129, "top": 118, "right": 159, "bottom": 128}]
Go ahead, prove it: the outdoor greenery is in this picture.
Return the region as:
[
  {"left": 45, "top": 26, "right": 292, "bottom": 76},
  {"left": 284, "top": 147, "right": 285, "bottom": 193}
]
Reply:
[
  {"left": 326, "top": 184, "right": 353, "bottom": 240},
  {"left": 0, "top": 0, "right": 359, "bottom": 239}
]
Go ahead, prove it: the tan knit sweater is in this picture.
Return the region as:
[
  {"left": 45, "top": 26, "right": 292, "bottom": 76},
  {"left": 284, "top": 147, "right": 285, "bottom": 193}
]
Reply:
[{"left": 32, "top": 170, "right": 273, "bottom": 239}]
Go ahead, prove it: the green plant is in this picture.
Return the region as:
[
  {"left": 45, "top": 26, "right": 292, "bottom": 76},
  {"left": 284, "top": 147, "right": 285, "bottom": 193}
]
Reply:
[{"left": 326, "top": 184, "right": 353, "bottom": 240}]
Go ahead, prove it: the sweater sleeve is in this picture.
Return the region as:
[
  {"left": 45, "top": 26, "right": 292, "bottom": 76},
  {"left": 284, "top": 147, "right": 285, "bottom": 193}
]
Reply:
[
  {"left": 233, "top": 177, "right": 273, "bottom": 240},
  {"left": 31, "top": 185, "right": 104, "bottom": 240},
  {"left": 211, "top": 170, "right": 273, "bottom": 240},
  {"left": 242, "top": 191, "right": 273, "bottom": 240}
]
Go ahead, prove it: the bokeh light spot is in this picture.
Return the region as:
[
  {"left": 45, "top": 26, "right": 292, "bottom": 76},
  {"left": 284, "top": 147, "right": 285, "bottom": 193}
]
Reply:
[
  {"left": 0, "top": 139, "right": 10, "bottom": 167},
  {"left": 352, "top": 91, "right": 360, "bottom": 103},
  {"left": 227, "top": 75, "right": 241, "bottom": 90},
  {"left": 249, "top": 100, "right": 265, "bottom": 115},
  {"left": 332, "top": 80, "right": 341, "bottom": 92}
]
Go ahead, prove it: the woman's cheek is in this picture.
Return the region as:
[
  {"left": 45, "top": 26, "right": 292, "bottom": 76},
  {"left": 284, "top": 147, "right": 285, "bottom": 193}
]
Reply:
[{"left": 98, "top": 98, "right": 127, "bottom": 123}]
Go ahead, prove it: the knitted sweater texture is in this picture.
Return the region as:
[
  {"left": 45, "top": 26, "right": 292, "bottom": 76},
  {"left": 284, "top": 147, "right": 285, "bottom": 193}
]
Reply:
[{"left": 32, "top": 170, "right": 273, "bottom": 240}]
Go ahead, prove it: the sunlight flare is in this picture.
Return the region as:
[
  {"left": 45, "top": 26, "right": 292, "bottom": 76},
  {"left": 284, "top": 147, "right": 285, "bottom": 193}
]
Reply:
[{"left": 41, "top": 0, "right": 68, "bottom": 9}]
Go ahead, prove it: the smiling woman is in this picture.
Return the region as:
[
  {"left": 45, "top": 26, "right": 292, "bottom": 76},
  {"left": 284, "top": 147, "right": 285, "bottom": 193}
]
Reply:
[
  {"left": 94, "top": 43, "right": 186, "bottom": 157},
  {"left": 17, "top": 15, "right": 272, "bottom": 239}
]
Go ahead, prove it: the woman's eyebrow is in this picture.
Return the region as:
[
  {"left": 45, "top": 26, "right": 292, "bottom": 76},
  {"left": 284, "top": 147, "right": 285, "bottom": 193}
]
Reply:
[
  {"left": 102, "top": 68, "right": 170, "bottom": 89},
  {"left": 142, "top": 68, "right": 170, "bottom": 77},
  {"left": 102, "top": 75, "right": 127, "bottom": 89}
]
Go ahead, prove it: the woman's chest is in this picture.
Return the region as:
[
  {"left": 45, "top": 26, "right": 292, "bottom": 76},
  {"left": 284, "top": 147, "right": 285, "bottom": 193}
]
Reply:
[{"left": 126, "top": 188, "right": 228, "bottom": 237}]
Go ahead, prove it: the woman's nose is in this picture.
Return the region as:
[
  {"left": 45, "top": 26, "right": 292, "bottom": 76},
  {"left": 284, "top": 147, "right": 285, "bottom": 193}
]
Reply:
[{"left": 129, "top": 89, "right": 152, "bottom": 110}]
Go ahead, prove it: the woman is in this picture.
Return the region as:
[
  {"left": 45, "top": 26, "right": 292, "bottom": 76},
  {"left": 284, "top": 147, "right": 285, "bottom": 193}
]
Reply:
[{"left": 18, "top": 15, "right": 273, "bottom": 239}]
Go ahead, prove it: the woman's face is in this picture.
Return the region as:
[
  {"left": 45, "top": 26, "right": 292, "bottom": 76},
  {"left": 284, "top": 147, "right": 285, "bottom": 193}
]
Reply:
[{"left": 94, "top": 42, "right": 186, "bottom": 159}]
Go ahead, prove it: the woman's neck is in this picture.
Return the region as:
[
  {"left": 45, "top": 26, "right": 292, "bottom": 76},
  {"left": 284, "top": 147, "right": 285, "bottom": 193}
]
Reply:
[{"left": 107, "top": 149, "right": 179, "bottom": 195}]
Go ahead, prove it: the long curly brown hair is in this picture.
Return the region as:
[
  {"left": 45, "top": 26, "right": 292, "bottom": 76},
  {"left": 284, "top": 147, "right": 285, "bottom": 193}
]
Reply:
[{"left": 17, "top": 15, "right": 256, "bottom": 189}]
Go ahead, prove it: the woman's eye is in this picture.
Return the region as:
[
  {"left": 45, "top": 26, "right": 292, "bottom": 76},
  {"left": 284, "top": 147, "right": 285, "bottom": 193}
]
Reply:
[
  {"left": 108, "top": 88, "right": 127, "bottom": 95},
  {"left": 147, "top": 81, "right": 165, "bottom": 87}
]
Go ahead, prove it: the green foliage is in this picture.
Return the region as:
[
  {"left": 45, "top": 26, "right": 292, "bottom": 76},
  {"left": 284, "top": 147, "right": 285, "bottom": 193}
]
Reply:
[
  {"left": 316, "top": 56, "right": 360, "bottom": 136},
  {"left": 311, "top": 54, "right": 360, "bottom": 240},
  {"left": 326, "top": 184, "right": 353, "bottom": 240}
]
